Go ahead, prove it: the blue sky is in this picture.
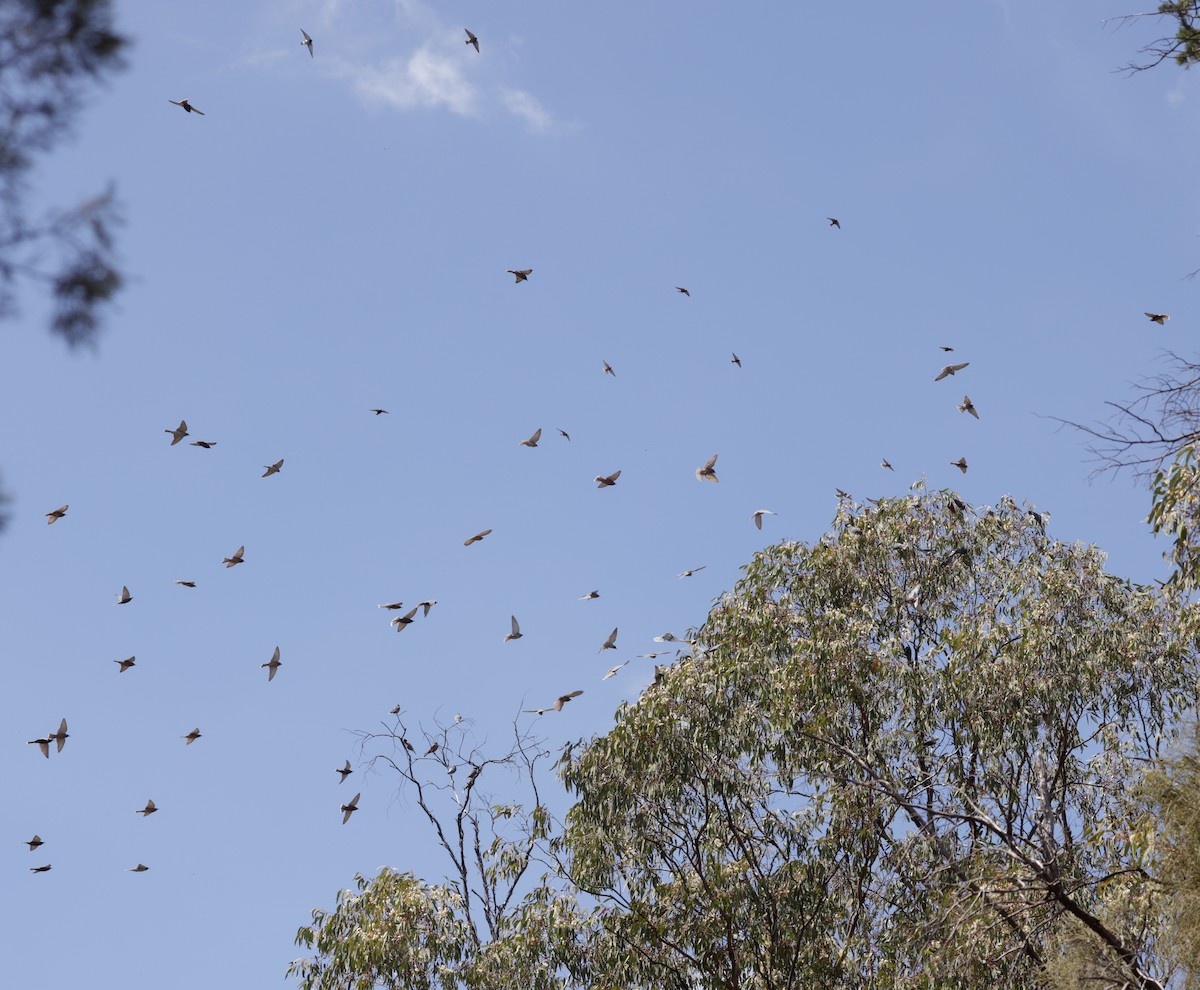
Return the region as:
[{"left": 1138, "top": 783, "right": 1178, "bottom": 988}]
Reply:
[{"left": 3, "top": 1, "right": 1198, "bottom": 986}]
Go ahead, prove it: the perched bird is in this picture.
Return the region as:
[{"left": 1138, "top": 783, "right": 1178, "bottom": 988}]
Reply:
[
  {"left": 136, "top": 799, "right": 158, "bottom": 817},
  {"left": 129, "top": 864, "right": 150, "bottom": 872},
  {"left": 377, "top": 601, "right": 406, "bottom": 610},
  {"left": 520, "top": 428, "right": 542, "bottom": 447},
  {"left": 751, "top": 509, "right": 777, "bottom": 530},
  {"left": 678, "top": 566, "right": 706, "bottom": 578},
  {"left": 464, "top": 529, "right": 492, "bottom": 546},
  {"left": 676, "top": 287, "right": 690, "bottom": 297},
  {"left": 337, "top": 760, "right": 353, "bottom": 784},
  {"left": 603, "top": 661, "right": 630, "bottom": 680},
  {"left": 1145, "top": 312, "right": 1170, "bottom": 325},
  {"left": 881, "top": 459, "right": 894, "bottom": 471},
  {"left": 524, "top": 691, "right": 584, "bottom": 715},
  {"left": 190, "top": 440, "right": 217, "bottom": 449},
  {"left": 579, "top": 590, "right": 600, "bottom": 600},
  {"left": 30, "top": 864, "right": 52, "bottom": 873},
  {"left": 951, "top": 457, "right": 969, "bottom": 474},
  {"left": 827, "top": 217, "right": 841, "bottom": 228},
  {"left": 507, "top": 269, "right": 532, "bottom": 283},
  {"left": 454, "top": 713, "right": 463, "bottom": 724},
  {"left": 25, "top": 835, "right": 44, "bottom": 851},
  {"left": 183, "top": 728, "right": 202, "bottom": 745},
  {"left": 391, "top": 706, "right": 403, "bottom": 716},
  {"left": 958, "top": 395, "right": 979, "bottom": 419},
  {"left": 341, "top": 793, "right": 360, "bottom": 824},
  {"left": 417, "top": 600, "right": 438, "bottom": 616},
  {"left": 935, "top": 362, "right": 969, "bottom": 381},
  {"left": 300, "top": 28, "right": 313, "bottom": 57},
  {"left": 49, "top": 719, "right": 68, "bottom": 752},
  {"left": 599, "top": 628, "right": 618, "bottom": 652},
  {"left": 28, "top": 736, "right": 51, "bottom": 758},
  {"left": 695, "top": 454, "right": 719, "bottom": 483},
  {"left": 602, "top": 360, "right": 616, "bottom": 377},
  {"left": 465, "top": 28, "right": 479, "bottom": 52},
  {"left": 558, "top": 428, "right": 570, "bottom": 441},
  {"left": 169, "top": 99, "right": 204, "bottom": 115},
  {"left": 223, "top": 546, "right": 245, "bottom": 568},
  {"left": 45, "top": 505, "right": 68, "bottom": 524},
  {"left": 390, "top": 607, "right": 419, "bottom": 631},
  {"left": 595, "top": 470, "right": 621, "bottom": 488},
  {"left": 165, "top": 420, "right": 189, "bottom": 445},
  {"left": 503, "top": 615, "right": 523, "bottom": 643},
  {"left": 423, "top": 741, "right": 439, "bottom": 757},
  {"left": 262, "top": 459, "right": 284, "bottom": 478},
  {"left": 175, "top": 580, "right": 196, "bottom": 588},
  {"left": 370, "top": 408, "right": 388, "bottom": 415},
  {"left": 731, "top": 353, "right": 741, "bottom": 367},
  {"left": 114, "top": 656, "right": 136, "bottom": 673},
  {"left": 261, "top": 646, "right": 282, "bottom": 681},
  {"left": 116, "top": 585, "right": 132, "bottom": 604}
]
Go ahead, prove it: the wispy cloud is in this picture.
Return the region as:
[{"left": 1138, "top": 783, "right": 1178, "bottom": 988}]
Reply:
[
  {"left": 343, "top": 47, "right": 478, "bottom": 116},
  {"left": 501, "top": 88, "right": 555, "bottom": 133}
]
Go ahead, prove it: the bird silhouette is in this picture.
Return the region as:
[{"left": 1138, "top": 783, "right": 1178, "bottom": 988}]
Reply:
[
  {"left": 262, "top": 459, "right": 284, "bottom": 478},
  {"left": 129, "top": 864, "right": 150, "bottom": 872},
  {"left": 731, "top": 353, "right": 741, "bottom": 367},
  {"left": 1145, "top": 312, "right": 1170, "bottom": 325},
  {"left": 678, "top": 566, "right": 706, "bottom": 578},
  {"left": 45, "top": 505, "right": 68, "bottom": 524},
  {"left": 881, "top": 459, "right": 894, "bottom": 471},
  {"left": 28, "top": 736, "right": 51, "bottom": 758},
  {"left": 169, "top": 99, "right": 204, "bottom": 115},
  {"left": 958, "top": 395, "right": 979, "bottom": 419},
  {"left": 337, "top": 760, "right": 353, "bottom": 784},
  {"left": 223, "top": 546, "right": 245, "bottom": 568},
  {"left": 390, "top": 607, "right": 419, "bottom": 631},
  {"left": 136, "top": 799, "right": 158, "bottom": 817},
  {"left": 341, "top": 793, "right": 360, "bottom": 824},
  {"left": 520, "top": 428, "right": 542, "bottom": 447},
  {"left": 465, "top": 29, "right": 479, "bottom": 52},
  {"left": 49, "top": 719, "right": 68, "bottom": 752},
  {"left": 595, "top": 470, "right": 621, "bottom": 488},
  {"left": 378, "top": 601, "right": 406, "bottom": 610},
  {"left": 370, "top": 408, "right": 388, "bottom": 415},
  {"left": 751, "top": 509, "right": 777, "bottom": 530},
  {"left": 114, "top": 656, "right": 136, "bottom": 673},
  {"left": 524, "top": 691, "right": 583, "bottom": 715},
  {"left": 507, "top": 269, "right": 532, "bottom": 283},
  {"left": 603, "top": 661, "right": 630, "bottom": 680},
  {"left": 116, "top": 585, "right": 132, "bottom": 604},
  {"left": 951, "top": 457, "right": 969, "bottom": 474},
  {"left": 695, "top": 455, "right": 719, "bottom": 482},
  {"left": 602, "top": 360, "right": 615, "bottom": 377},
  {"left": 935, "top": 363, "right": 969, "bottom": 381},
  {"left": 558, "top": 428, "right": 570, "bottom": 441},
  {"left": 30, "top": 864, "right": 52, "bottom": 873},
  {"left": 676, "top": 287, "right": 690, "bottom": 296},
  {"left": 190, "top": 440, "right": 217, "bottom": 449},
  {"left": 175, "top": 580, "right": 196, "bottom": 588},
  {"left": 579, "top": 590, "right": 600, "bottom": 600},
  {"left": 504, "top": 616, "right": 523, "bottom": 642},
  {"left": 300, "top": 28, "right": 313, "bottom": 57},
  {"left": 599, "top": 628, "right": 618, "bottom": 652},
  {"left": 25, "top": 835, "right": 43, "bottom": 851},
  {"left": 261, "top": 647, "right": 282, "bottom": 681},
  {"left": 165, "top": 420, "right": 188, "bottom": 445},
  {"left": 183, "top": 728, "right": 202, "bottom": 745},
  {"left": 827, "top": 217, "right": 841, "bottom": 228},
  {"left": 464, "top": 529, "right": 492, "bottom": 546}
]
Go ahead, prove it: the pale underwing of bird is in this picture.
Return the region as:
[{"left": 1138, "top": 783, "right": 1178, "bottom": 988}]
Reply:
[
  {"left": 341, "top": 793, "right": 360, "bottom": 824},
  {"left": 26, "top": 835, "right": 43, "bottom": 851},
  {"left": 654, "top": 632, "right": 685, "bottom": 643},
  {"left": 378, "top": 601, "right": 405, "bottom": 610},
  {"left": 602, "top": 360, "right": 615, "bottom": 377},
  {"left": 190, "top": 440, "right": 216, "bottom": 449},
  {"left": 951, "top": 457, "right": 969, "bottom": 474},
  {"left": 579, "top": 590, "right": 599, "bottom": 600},
  {"left": 464, "top": 529, "right": 492, "bottom": 546},
  {"left": 881, "top": 459, "right": 894, "bottom": 471},
  {"left": 223, "top": 546, "right": 245, "bottom": 568},
  {"left": 262, "top": 646, "right": 281, "bottom": 681},
  {"left": 183, "top": 728, "right": 201, "bottom": 745},
  {"left": 165, "top": 419, "right": 189, "bottom": 446},
  {"left": 599, "top": 628, "right": 618, "bottom": 652},
  {"left": 731, "top": 353, "right": 741, "bottom": 367},
  {"left": 28, "top": 736, "right": 51, "bottom": 758},
  {"left": 637, "top": 651, "right": 672, "bottom": 659},
  {"left": 558, "top": 428, "right": 570, "bottom": 441},
  {"left": 524, "top": 690, "right": 583, "bottom": 715},
  {"left": 30, "top": 864, "right": 51, "bottom": 873},
  {"left": 175, "top": 580, "right": 196, "bottom": 588},
  {"left": 827, "top": 217, "right": 841, "bottom": 228},
  {"left": 262, "top": 459, "right": 284, "bottom": 478},
  {"left": 696, "top": 455, "right": 719, "bottom": 483},
  {"left": 595, "top": 470, "right": 621, "bottom": 488},
  {"left": 129, "top": 864, "right": 149, "bottom": 872},
  {"left": 300, "top": 28, "right": 313, "bottom": 57},
  {"left": 52, "top": 717, "right": 70, "bottom": 754},
  {"left": 169, "top": 99, "right": 204, "bottom": 115},
  {"left": 390, "top": 607, "right": 419, "bottom": 630},
  {"left": 417, "top": 600, "right": 437, "bottom": 616},
  {"left": 137, "top": 799, "right": 158, "bottom": 817},
  {"left": 465, "top": 28, "right": 479, "bottom": 52},
  {"left": 504, "top": 616, "right": 523, "bottom": 642},
  {"left": 1145, "top": 312, "right": 1170, "bottom": 325},
  {"left": 370, "top": 408, "right": 388, "bottom": 415},
  {"left": 337, "top": 760, "right": 353, "bottom": 784},
  {"left": 507, "top": 269, "right": 532, "bottom": 283},
  {"left": 959, "top": 395, "right": 979, "bottom": 419},
  {"left": 603, "top": 661, "right": 630, "bottom": 680},
  {"left": 116, "top": 585, "right": 132, "bottom": 604},
  {"left": 46, "top": 505, "right": 68, "bottom": 524},
  {"left": 935, "top": 362, "right": 969, "bottom": 381},
  {"left": 114, "top": 656, "right": 135, "bottom": 673},
  {"left": 676, "top": 287, "right": 690, "bottom": 296},
  {"left": 520, "top": 428, "right": 542, "bottom": 447},
  {"left": 678, "top": 566, "right": 706, "bottom": 578},
  {"left": 751, "top": 509, "right": 777, "bottom": 530},
  {"left": 423, "top": 742, "right": 438, "bottom": 757}
]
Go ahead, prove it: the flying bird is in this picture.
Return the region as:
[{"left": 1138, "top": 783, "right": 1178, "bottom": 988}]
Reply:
[
  {"left": 637, "top": 651, "right": 673, "bottom": 659},
  {"left": 300, "top": 28, "right": 313, "bottom": 57},
  {"left": 751, "top": 509, "right": 777, "bottom": 530},
  {"left": 731, "top": 353, "right": 741, "bottom": 367},
  {"left": 165, "top": 420, "right": 188, "bottom": 445},
  {"left": 116, "top": 585, "right": 132, "bottom": 604},
  {"left": 695, "top": 455, "right": 719, "bottom": 482},
  {"left": 25, "top": 835, "right": 43, "bottom": 851},
  {"left": 503, "top": 615, "right": 523, "bottom": 643},
  {"left": 935, "top": 362, "right": 969, "bottom": 381},
  {"left": 678, "top": 566, "right": 706, "bottom": 578},
  {"left": 223, "top": 546, "right": 245, "bottom": 568},
  {"left": 377, "top": 601, "right": 405, "bottom": 610},
  {"left": 827, "top": 217, "right": 841, "bottom": 228},
  {"left": 525, "top": 691, "right": 583, "bottom": 715},
  {"left": 129, "top": 864, "right": 150, "bottom": 872},
  {"left": 881, "top": 459, "right": 894, "bottom": 471},
  {"left": 603, "top": 661, "right": 630, "bottom": 680},
  {"left": 191, "top": 441, "right": 217, "bottom": 449},
  {"left": 183, "top": 728, "right": 201, "bottom": 745},
  {"left": 464, "top": 529, "right": 492, "bottom": 546},
  {"left": 261, "top": 647, "right": 281, "bottom": 681},
  {"left": 595, "top": 470, "right": 621, "bottom": 488},
  {"left": 676, "top": 287, "right": 690, "bottom": 297},
  {"left": 30, "top": 864, "right": 52, "bottom": 873},
  {"left": 602, "top": 360, "right": 616, "bottom": 377},
  {"left": 114, "top": 656, "right": 136, "bottom": 673},
  {"left": 958, "top": 395, "right": 979, "bottom": 419},
  {"left": 49, "top": 719, "right": 68, "bottom": 752},
  {"left": 28, "top": 736, "right": 51, "bottom": 758},
  {"left": 370, "top": 408, "right": 389, "bottom": 415},
  {"left": 579, "top": 590, "right": 600, "bottom": 600},
  {"left": 465, "top": 29, "right": 479, "bottom": 52},
  {"left": 390, "top": 607, "right": 419, "bottom": 631},
  {"left": 951, "top": 457, "right": 969, "bottom": 474},
  {"left": 940, "top": 346, "right": 955, "bottom": 352},
  {"left": 337, "top": 760, "right": 353, "bottom": 784},
  {"left": 1145, "top": 312, "right": 1170, "bottom": 325},
  {"left": 175, "top": 580, "right": 196, "bottom": 588},
  {"left": 262, "top": 459, "right": 284, "bottom": 477},
  {"left": 417, "top": 600, "right": 438, "bottom": 616},
  {"left": 520, "top": 428, "right": 542, "bottom": 447},
  {"left": 507, "top": 269, "right": 532, "bottom": 283},
  {"left": 45, "top": 505, "right": 68, "bottom": 524},
  {"left": 341, "top": 793, "right": 360, "bottom": 824},
  {"left": 599, "top": 628, "right": 618, "bottom": 652},
  {"left": 169, "top": 99, "right": 204, "bottom": 115},
  {"left": 654, "top": 632, "right": 686, "bottom": 643},
  {"left": 557, "top": 428, "right": 570, "bottom": 441},
  {"left": 136, "top": 799, "right": 158, "bottom": 817}
]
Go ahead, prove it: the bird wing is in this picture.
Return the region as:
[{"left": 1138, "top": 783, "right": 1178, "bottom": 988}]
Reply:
[
  {"left": 609, "top": 470, "right": 621, "bottom": 482},
  {"left": 511, "top": 615, "right": 520, "bottom": 636},
  {"left": 530, "top": 428, "right": 541, "bottom": 444}
]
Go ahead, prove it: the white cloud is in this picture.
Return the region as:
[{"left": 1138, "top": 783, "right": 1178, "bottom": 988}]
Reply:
[
  {"left": 501, "top": 88, "right": 555, "bottom": 133},
  {"left": 348, "top": 47, "right": 477, "bottom": 116}
]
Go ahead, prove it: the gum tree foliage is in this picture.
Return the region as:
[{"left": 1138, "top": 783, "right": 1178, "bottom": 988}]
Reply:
[
  {"left": 557, "top": 490, "right": 1200, "bottom": 989},
  {"left": 0, "top": 0, "right": 126, "bottom": 347}
]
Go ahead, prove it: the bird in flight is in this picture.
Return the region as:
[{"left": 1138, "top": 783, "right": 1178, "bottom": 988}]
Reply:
[
  {"left": 599, "top": 628, "right": 618, "bottom": 652},
  {"left": 30, "top": 864, "right": 52, "bottom": 873},
  {"left": 390, "top": 607, "right": 419, "bottom": 631},
  {"left": 262, "top": 459, "right": 284, "bottom": 478},
  {"left": 465, "top": 29, "right": 479, "bottom": 52},
  {"left": 881, "top": 458, "right": 894, "bottom": 471},
  {"left": 370, "top": 408, "right": 388, "bottom": 415},
  {"left": 337, "top": 760, "right": 353, "bottom": 784},
  {"left": 696, "top": 455, "right": 719, "bottom": 483},
  {"left": 49, "top": 719, "right": 68, "bottom": 752},
  {"left": 1145, "top": 312, "right": 1170, "bottom": 325},
  {"left": 602, "top": 360, "right": 616, "bottom": 377},
  {"left": 958, "top": 395, "right": 979, "bottom": 419},
  {"left": 223, "top": 546, "right": 245, "bottom": 568},
  {"left": 676, "top": 287, "right": 690, "bottom": 297},
  {"left": 935, "top": 362, "right": 969, "bottom": 381},
  {"left": 827, "top": 217, "right": 841, "bottom": 228},
  {"left": 262, "top": 647, "right": 282, "bottom": 681},
  {"left": 378, "top": 601, "right": 405, "bottom": 610},
  {"left": 190, "top": 440, "right": 217, "bottom": 449},
  {"left": 28, "top": 735, "right": 52, "bottom": 758},
  {"left": 129, "top": 864, "right": 150, "bottom": 873},
  {"left": 940, "top": 345, "right": 955, "bottom": 352},
  {"left": 751, "top": 509, "right": 777, "bottom": 530},
  {"left": 136, "top": 799, "right": 158, "bottom": 817},
  {"left": 637, "top": 651, "right": 673, "bottom": 659},
  {"left": 175, "top": 580, "right": 196, "bottom": 588},
  {"left": 504, "top": 616, "right": 523, "bottom": 643},
  {"left": 25, "top": 835, "right": 44, "bottom": 851},
  {"left": 116, "top": 586, "right": 133, "bottom": 604},
  {"left": 557, "top": 428, "right": 570, "bottom": 441},
  {"left": 341, "top": 793, "right": 361, "bottom": 824},
  {"left": 300, "top": 28, "right": 313, "bottom": 57},
  {"left": 417, "top": 600, "right": 438, "bottom": 616},
  {"left": 507, "top": 269, "right": 532, "bottom": 283},
  {"left": 654, "top": 632, "right": 687, "bottom": 643},
  {"left": 165, "top": 420, "right": 188, "bottom": 445},
  {"left": 603, "top": 661, "right": 630, "bottom": 680},
  {"left": 595, "top": 470, "right": 621, "bottom": 488},
  {"left": 579, "top": 590, "right": 600, "bottom": 600},
  {"left": 45, "top": 505, "right": 68, "bottom": 524},
  {"left": 169, "top": 99, "right": 204, "bottom": 115},
  {"left": 731, "top": 353, "right": 741, "bottom": 367},
  {"left": 183, "top": 728, "right": 202, "bottom": 745},
  {"left": 520, "top": 428, "right": 542, "bottom": 447},
  {"left": 524, "top": 691, "right": 583, "bottom": 715},
  {"left": 678, "top": 566, "right": 706, "bottom": 578},
  {"left": 951, "top": 457, "right": 969, "bottom": 474},
  {"left": 464, "top": 529, "right": 492, "bottom": 546},
  {"left": 114, "top": 656, "right": 136, "bottom": 673}
]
